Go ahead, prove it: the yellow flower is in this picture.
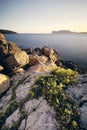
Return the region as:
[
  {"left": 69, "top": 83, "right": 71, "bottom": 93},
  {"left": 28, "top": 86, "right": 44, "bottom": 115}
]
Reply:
[
  {"left": 64, "top": 108, "right": 71, "bottom": 115},
  {"left": 56, "top": 98, "right": 60, "bottom": 104},
  {"left": 72, "top": 120, "right": 78, "bottom": 127},
  {"left": 50, "top": 89, "right": 52, "bottom": 93}
]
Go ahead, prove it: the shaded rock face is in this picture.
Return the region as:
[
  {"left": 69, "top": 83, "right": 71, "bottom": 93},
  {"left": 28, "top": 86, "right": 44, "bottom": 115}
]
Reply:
[
  {"left": 3, "top": 51, "right": 29, "bottom": 71},
  {"left": 59, "top": 60, "right": 79, "bottom": 72},
  {"left": 67, "top": 74, "right": 87, "bottom": 129},
  {"left": 0, "top": 34, "right": 21, "bottom": 63},
  {"left": 7, "top": 41, "right": 21, "bottom": 55},
  {"left": 23, "top": 48, "right": 32, "bottom": 54},
  {"left": 29, "top": 55, "right": 39, "bottom": 66},
  {"left": 0, "top": 74, "right": 10, "bottom": 94}
]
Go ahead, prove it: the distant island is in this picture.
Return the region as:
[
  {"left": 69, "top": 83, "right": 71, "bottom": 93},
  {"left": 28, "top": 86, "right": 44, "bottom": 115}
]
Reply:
[
  {"left": 52, "top": 30, "right": 87, "bottom": 34},
  {"left": 0, "top": 29, "right": 17, "bottom": 34}
]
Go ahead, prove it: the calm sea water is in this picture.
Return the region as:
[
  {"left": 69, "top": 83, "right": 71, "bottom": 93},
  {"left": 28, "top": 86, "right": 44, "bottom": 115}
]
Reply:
[{"left": 5, "top": 34, "right": 87, "bottom": 72}]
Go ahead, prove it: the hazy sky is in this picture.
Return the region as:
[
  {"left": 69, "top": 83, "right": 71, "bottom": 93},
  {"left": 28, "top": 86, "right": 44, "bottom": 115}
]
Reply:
[{"left": 0, "top": 0, "right": 87, "bottom": 33}]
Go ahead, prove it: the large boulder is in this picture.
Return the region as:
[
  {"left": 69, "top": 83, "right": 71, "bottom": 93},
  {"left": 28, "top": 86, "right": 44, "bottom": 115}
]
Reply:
[
  {"left": 42, "top": 46, "right": 59, "bottom": 62},
  {"left": 0, "top": 33, "right": 21, "bottom": 63},
  {"left": 7, "top": 41, "right": 21, "bottom": 55},
  {"left": 29, "top": 55, "right": 48, "bottom": 66},
  {"left": 0, "top": 33, "right": 6, "bottom": 44},
  {"left": 3, "top": 51, "right": 29, "bottom": 71},
  {"left": 29, "top": 55, "right": 39, "bottom": 66},
  {"left": 0, "top": 74, "right": 10, "bottom": 94}
]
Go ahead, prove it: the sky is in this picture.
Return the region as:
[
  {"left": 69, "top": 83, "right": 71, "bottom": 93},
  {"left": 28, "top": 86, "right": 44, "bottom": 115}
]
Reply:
[{"left": 0, "top": 0, "right": 87, "bottom": 33}]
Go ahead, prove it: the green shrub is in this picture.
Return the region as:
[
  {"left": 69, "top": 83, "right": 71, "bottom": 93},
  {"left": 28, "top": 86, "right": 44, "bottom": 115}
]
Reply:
[{"left": 29, "top": 67, "right": 81, "bottom": 130}]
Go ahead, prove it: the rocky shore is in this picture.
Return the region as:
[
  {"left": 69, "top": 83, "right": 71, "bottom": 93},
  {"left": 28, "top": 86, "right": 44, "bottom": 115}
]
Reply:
[{"left": 0, "top": 33, "right": 87, "bottom": 130}]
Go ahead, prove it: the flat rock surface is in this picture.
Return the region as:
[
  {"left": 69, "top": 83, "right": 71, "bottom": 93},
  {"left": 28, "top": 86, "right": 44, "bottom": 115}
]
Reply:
[
  {"left": 23, "top": 97, "right": 59, "bottom": 130},
  {"left": 0, "top": 74, "right": 10, "bottom": 95},
  {"left": 67, "top": 74, "right": 87, "bottom": 129}
]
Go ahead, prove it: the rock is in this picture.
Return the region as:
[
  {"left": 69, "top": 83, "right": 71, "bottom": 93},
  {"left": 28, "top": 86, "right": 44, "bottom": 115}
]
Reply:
[
  {"left": 37, "top": 55, "right": 48, "bottom": 63},
  {"left": 42, "top": 46, "right": 54, "bottom": 57},
  {"left": 60, "top": 60, "right": 79, "bottom": 71},
  {"left": 33, "top": 47, "right": 42, "bottom": 55},
  {"left": 30, "top": 61, "right": 57, "bottom": 73},
  {"left": 0, "top": 74, "right": 10, "bottom": 95},
  {"left": 55, "top": 60, "right": 62, "bottom": 67},
  {"left": 0, "top": 39, "right": 21, "bottom": 63},
  {"left": 0, "top": 33, "right": 6, "bottom": 44},
  {"left": 0, "top": 65, "right": 4, "bottom": 71},
  {"left": 29, "top": 55, "right": 48, "bottom": 66},
  {"left": 42, "top": 46, "right": 59, "bottom": 62},
  {"left": 67, "top": 74, "right": 87, "bottom": 129},
  {"left": 0, "top": 92, "right": 12, "bottom": 112},
  {"left": 4, "top": 108, "right": 20, "bottom": 128},
  {"left": 24, "top": 97, "right": 59, "bottom": 130},
  {"left": 3, "top": 51, "right": 29, "bottom": 71},
  {"left": 18, "top": 119, "right": 26, "bottom": 130},
  {"left": 7, "top": 41, "right": 21, "bottom": 55},
  {"left": 13, "top": 68, "right": 24, "bottom": 74},
  {"left": 29, "top": 55, "right": 39, "bottom": 66},
  {"left": 23, "top": 48, "right": 32, "bottom": 54}
]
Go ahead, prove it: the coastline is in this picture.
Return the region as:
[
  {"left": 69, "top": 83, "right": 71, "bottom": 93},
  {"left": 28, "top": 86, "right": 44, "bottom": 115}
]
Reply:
[{"left": 0, "top": 33, "right": 87, "bottom": 130}]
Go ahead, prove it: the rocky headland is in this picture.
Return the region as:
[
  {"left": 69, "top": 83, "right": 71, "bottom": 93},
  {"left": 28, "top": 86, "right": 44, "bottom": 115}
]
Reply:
[
  {"left": 0, "top": 33, "right": 87, "bottom": 130},
  {"left": 0, "top": 29, "right": 17, "bottom": 34}
]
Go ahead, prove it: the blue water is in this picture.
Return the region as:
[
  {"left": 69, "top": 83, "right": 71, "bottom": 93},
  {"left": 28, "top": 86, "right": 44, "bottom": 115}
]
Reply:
[{"left": 4, "top": 34, "right": 87, "bottom": 71}]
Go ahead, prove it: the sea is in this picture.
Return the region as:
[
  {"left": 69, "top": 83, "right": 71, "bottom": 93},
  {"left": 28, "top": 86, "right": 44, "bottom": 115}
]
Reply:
[{"left": 4, "top": 33, "right": 87, "bottom": 72}]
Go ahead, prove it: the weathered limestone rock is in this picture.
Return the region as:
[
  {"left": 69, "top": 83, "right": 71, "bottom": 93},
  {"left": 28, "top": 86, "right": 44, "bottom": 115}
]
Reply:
[
  {"left": 36, "top": 55, "right": 48, "bottom": 63},
  {"left": 29, "top": 55, "right": 48, "bottom": 66},
  {"left": 42, "top": 46, "right": 54, "bottom": 57},
  {"left": 0, "top": 33, "right": 6, "bottom": 44},
  {"left": 24, "top": 97, "right": 59, "bottom": 130},
  {"left": 29, "top": 55, "right": 39, "bottom": 66},
  {"left": 30, "top": 61, "right": 57, "bottom": 73},
  {"left": 67, "top": 74, "right": 87, "bottom": 129},
  {"left": 3, "top": 51, "right": 29, "bottom": 71},
  {"left": 0, "top": 74, "right": 10, "bottom": 94},
  {"left": 4, "top": 108, "right": 20, "bottom": 128},
  {"left": 0, "top": 33, "right": 21, "bottom": 63},
  {"left": 42, "top": 46, "right": 59, "bottom": 62},
  {"left": 0, "top": 65, "right": 4, "bottom": 71},
  {"left": 18, "top": 119, "right": 26, "bottom": 130},
  {"left": 7, "top": 41, "right": 21, "bottom": 55}
]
